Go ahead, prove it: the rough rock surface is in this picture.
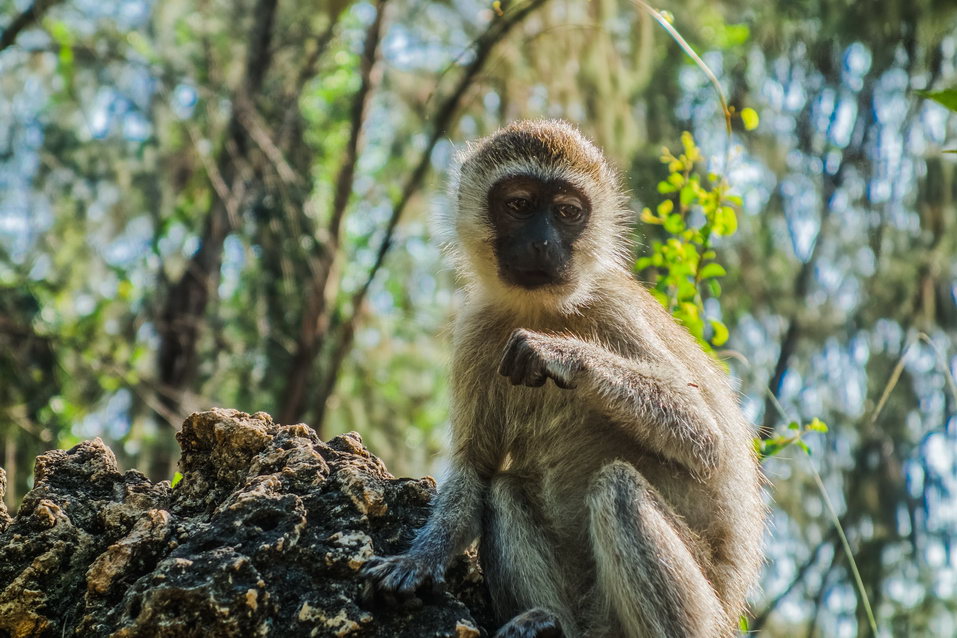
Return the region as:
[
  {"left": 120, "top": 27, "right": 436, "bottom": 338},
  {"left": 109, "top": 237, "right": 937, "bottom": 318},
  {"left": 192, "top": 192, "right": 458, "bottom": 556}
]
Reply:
[{"left": 0, "top": 409, "right": 492, "bottom": 637}]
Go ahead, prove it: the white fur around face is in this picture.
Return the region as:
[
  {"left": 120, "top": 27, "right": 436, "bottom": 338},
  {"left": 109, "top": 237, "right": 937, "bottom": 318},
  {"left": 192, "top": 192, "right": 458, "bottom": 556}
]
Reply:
[{"left": 438, "top": 123, "right": 634, "bottom": 318}]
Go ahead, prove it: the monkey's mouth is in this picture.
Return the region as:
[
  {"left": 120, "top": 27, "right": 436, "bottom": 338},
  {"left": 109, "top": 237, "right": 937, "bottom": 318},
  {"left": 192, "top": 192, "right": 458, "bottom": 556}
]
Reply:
[{"left": 507, "top": 266, "right": 563, "bottom": 289}]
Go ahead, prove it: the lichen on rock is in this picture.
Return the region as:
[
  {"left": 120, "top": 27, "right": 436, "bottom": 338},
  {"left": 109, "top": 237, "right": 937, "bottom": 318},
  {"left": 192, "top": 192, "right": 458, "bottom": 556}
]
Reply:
[{"left": 0, "top": 408, "right": 491, "bottom": 637}]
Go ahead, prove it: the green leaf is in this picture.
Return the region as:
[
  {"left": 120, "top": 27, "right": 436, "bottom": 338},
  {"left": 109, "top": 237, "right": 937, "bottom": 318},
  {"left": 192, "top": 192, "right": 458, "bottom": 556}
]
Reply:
[
  {"left": 709, "top": 320, "right": 729, "bottom": 346},
  {"left": 657, "top": 199, "right": 674, "bottom": 216},
  {"left": 707, "top": 278, "right": 722, "bottom": 297},
  {"left": 663, "top": 213, "right": 685, "bottom": 234},
  {"left": 796, "top": 440, "right": 812, "bottom": 455},
  {"left": 916, "top": 88, "right": 957, "bottom": 113},
  {"left": 762, "top": 441, "right": 782, "bottom": 458},
  {"left": 740, "top": 107, "right": 760, "bottom": 131},
  {"left": 698, "top": 263, "right": 727, "bottom": 279},
  {"left": 787, "top": 421, "right": 800, "bottom": 431},
  {"left": 713, "top": 206, "right": 738, "bottom": 236},
  {"left": 677, "top": 279, "right": 698, "bottom": 301},
  {"left": 171, "top": 472, "right": 183, "bottom": 488},
  {"left": 806, "top": 418, "right": 829, "bottom": 432},
  {"left": 679, "top": 184, "right": 696, "bottom": 207},
  {"left": 657, "top": 180, "right": 676, "bottom": 194},
  {"left": 738, "top": 615, "right": 751, "bottom": 632}
]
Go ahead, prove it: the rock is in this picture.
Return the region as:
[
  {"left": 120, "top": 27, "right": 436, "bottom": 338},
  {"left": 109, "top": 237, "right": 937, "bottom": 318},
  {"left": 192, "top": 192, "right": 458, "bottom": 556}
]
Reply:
[{"left": 0, "top": 408, "right": 493, "bottom": 637}]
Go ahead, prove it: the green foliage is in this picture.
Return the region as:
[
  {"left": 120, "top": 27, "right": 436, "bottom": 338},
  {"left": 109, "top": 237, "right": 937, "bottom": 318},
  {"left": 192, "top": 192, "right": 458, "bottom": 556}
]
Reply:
[
  {"left": 638, "top": 130, "right": 831, "bottom": 464},
  {"left": 756, "top": 418, "right": 829, "bottom": 460},
  {"left": 739, "top": 107, "right": 760, "bottom": 131},
  {"left": 45, "top": 20, "right": 76, "bottom": 94},
  {"left": 171, "top": 472, "right": 183, "bottom": 488},
  {"left": 636, "top": 131, "right": 740, "bottom": 354},
  {"left": 738, "top": 615, "right": 750, "bottom": 632},
  {"left": 916, "top": 88, "right": 957, "bottom": 112}
]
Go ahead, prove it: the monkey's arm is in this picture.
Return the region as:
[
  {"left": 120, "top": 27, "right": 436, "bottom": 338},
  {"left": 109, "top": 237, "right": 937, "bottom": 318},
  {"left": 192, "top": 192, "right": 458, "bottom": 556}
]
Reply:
[
  {"left": 499, "top": 329, "right": 720, "bottom": 477},
  {"left": 362, "top": 459, "right": 485, "bottom": 599},
  {"left": 363, "top": 383, "right": 501, "bottom": 600}
]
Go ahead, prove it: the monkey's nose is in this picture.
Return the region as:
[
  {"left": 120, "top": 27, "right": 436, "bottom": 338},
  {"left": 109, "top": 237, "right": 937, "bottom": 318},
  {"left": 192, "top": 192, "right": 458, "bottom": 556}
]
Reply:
[{"left": 532, "top": 239, "right": 549, "bottom": 253}]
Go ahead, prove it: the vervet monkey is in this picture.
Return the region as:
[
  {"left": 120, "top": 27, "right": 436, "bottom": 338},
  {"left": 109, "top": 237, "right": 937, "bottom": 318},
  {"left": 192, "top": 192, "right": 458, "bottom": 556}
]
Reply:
[{"left": 363, "top": 120, "right": 765, "bottom": 638}]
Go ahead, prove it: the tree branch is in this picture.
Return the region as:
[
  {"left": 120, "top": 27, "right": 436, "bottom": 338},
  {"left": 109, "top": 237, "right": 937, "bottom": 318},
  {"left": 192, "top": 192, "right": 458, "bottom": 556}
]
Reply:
[
  {"left": 277, "top": 0, "right": 389, "bottom": 427},
  {"left": 154, "top": 0, "right": 280, "bottom": 441},
  {"left": 311, "top": 0, "right": 553, "bottom": 429},
  {"left": 760, "top": 83, "right": 874, "bottom": 437},
  {"left": 0, "top": 0, "right": 62, "bottom": 54},
  {"left": 751, "top": 530, "right": 837, "bottom": 631}
]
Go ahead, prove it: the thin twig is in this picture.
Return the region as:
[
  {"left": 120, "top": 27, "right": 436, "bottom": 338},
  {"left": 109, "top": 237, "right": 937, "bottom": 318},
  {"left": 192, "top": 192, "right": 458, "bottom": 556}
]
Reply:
[
  {"left": 809, "top": 466, "right": 879, "bottom": 635},
  {"left": 312, "top": 0, "right": 553, "bottom": 428},
  {"left": 763, "top": 384, "right": 880, "bottom": 635},
  {"left": 0, "top": 0, "right": 63, "bottom": 53},
  {"left": 917, "top": 332, "right": 957, "bottom": 405},
  {"left": 631, "top": 0, "right": 731, "bottom": 133}
]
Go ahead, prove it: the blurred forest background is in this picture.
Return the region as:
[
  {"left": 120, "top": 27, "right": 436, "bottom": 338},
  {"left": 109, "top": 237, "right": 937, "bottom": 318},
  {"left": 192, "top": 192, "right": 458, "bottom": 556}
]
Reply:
[{"left": 2, "top": 0, "right": 956, "bottom": 635}]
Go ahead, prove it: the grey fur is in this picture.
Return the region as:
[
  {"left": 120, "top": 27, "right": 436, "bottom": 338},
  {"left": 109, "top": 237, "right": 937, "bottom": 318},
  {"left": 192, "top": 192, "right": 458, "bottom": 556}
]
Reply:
[{"left": 363, "top": 120, "right": 765, "bottom": 638}]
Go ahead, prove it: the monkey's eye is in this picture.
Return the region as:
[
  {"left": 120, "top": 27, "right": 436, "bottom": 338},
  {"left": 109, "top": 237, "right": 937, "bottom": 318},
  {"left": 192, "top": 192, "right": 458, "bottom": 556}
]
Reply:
[
  {"left": 505, "top": 197, "right": 532, "bottom": 215},
  {"left": 556, "top": 204, "right": 583, "bottom": 222}
]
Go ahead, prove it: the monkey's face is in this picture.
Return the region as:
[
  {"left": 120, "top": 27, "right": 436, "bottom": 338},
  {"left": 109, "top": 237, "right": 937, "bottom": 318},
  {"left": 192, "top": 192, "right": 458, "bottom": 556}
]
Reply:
[
  {"left": 487, "top": 176, "right": 590, "bottom": 290},
  {"left": 443, "top": 120, "right": 632, "bottom": 314}
]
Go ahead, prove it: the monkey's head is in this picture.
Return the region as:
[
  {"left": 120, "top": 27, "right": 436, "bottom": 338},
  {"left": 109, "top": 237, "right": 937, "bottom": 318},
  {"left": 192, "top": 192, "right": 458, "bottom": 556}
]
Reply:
[{"left": 444, "top": 120, "right": 631, "bottom": 313}]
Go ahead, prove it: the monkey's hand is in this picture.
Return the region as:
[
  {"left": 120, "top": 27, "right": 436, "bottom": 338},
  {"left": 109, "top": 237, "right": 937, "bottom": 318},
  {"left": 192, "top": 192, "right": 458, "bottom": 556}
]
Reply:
[
  {"left": 498, "top": 329, "right": 583, "bottom": 389},
  {"left": 360, "top": 553, "right": 447, "bottom": 605}
]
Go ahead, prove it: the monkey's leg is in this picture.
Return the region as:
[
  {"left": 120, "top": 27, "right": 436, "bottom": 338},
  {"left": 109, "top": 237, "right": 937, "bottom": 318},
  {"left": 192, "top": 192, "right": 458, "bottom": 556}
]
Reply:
[
  {"left": 483, "top": 474, "right": 579, "bottom": 638},
  {"left": 587, "top": 461, "right": 727, "bottom": 638}
]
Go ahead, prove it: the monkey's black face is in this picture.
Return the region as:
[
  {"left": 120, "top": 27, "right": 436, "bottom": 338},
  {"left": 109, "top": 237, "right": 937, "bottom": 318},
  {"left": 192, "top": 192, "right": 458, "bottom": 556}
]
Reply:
[{"left": 487, "top": 175, "right": 590, "bottom": 289}]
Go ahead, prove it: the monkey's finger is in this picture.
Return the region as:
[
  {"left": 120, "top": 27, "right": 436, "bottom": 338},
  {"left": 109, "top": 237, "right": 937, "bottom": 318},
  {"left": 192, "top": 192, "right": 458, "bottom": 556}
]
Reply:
[
  {"left": 498, "top": 334, "right": 525, "bottom": 377},
  {"left": 548, "top": 366, "right": 577, "bottom": 389},
  {"left": 361, "top": 581, "right": 374, "bottom": 604},
  {"left": 380, "top": 566, "right": 409, "bottom": 592},
  {"left": 430, "top": 573, "right": 448, "bottom": 595},
  {"left": 359, "top": 557, "right": 383, "bottom": 576},
  {"left": 399, "top": 594, "right": 424, "bottom": 610},
  {"left": 362, "top": 574, "right": 399, "bottom": 608},
  {"left": 395, "top": 567, "right": 425, "bottom": 596},
  {"left": 509, "top": 345, "right": 534, "bottom": 385},
  {"left": 525, "top": 359, "right": 548, "bottom": 387}
]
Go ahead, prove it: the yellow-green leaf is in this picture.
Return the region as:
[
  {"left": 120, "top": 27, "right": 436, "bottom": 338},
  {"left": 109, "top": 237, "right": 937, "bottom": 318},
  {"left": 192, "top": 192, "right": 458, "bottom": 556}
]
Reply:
[
  {"left": 664, "top": 213, "right": 685, "bottom": 234},
  {"left": 741, "top": 107, "right": 760, "bottom": 131},
  {"left": 640, "top": 208, "right": 661, "bottom": 224},
  {"left": 699, "top": 263, "right": 727, "bottom": 279},
  {"left": 916, "top": 88, "right": 957, "bottom": 113},
  {"left": 806, "top": 418, "right": 829, "bottom": 432},
  {"left": 713, "top": 206, "right": 738, "bottom": 236},
  {"left": 710, "top": 319, "right": 729, "bottom": 346}
]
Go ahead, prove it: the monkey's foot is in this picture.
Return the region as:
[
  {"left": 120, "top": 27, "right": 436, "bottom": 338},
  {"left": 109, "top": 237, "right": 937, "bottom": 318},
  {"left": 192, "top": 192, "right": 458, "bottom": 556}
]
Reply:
[
  {"left": 360, "top": 554, "right": 446, "bottom": 606},
  {"left": 494, "top": 608, "right": 563, "bottom": 638}
]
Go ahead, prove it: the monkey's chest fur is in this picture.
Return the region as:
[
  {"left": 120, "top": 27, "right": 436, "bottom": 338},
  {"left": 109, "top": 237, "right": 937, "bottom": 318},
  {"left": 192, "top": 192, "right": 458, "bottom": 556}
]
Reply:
[
  {"left": 499, "top": 382, "right": 706, "bottom": 557},
  {"left": 452, "top": 299, "right": 750, "bottom": 612}
]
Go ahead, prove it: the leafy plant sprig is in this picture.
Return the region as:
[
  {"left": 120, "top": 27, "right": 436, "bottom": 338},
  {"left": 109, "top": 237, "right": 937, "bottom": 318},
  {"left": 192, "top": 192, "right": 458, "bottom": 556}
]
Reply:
[
  {"left": 636, "top": 131, "right": 740, "bottom": 354},
  {"left": 756, "top": 418, "right": 829, "bottom": 460}
]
